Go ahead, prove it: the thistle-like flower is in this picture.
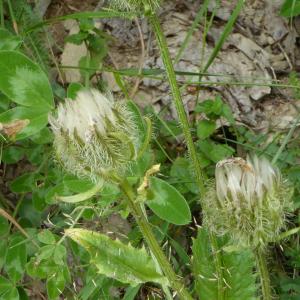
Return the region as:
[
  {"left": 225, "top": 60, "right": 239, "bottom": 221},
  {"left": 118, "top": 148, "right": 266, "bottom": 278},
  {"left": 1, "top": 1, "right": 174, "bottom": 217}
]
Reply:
[
  {"left": 49, "top": 89, "right": 139, "bottom": 183},
  {"left": 202, "top": 156, "right": 293, "bottom": 249}
]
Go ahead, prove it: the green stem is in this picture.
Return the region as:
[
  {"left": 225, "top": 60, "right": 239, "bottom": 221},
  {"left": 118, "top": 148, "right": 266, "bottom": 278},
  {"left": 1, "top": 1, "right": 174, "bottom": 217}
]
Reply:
[
  {"left": 145, "top": 7, "right": 226, "bottom": 299},
  {"left": 272, "top": 113, "right": 300, "bottom": 165},
  {"left": 209, "top": 232, "right": 225, "bottom": 300},
  {"left": 120, "top": 178, "right": 193, "bottom": 300},
  {"left": 7, "top": 0, "right": 18, "bottom": 34},
  {"left": 255, "top": 248, "right": 272, "bottom": 300},
  {"left": 147, "top": 11, "right": 205, "bottom": 196},
  {"left": 57, "top": 207, "right": 86, "bottom": 245},
  {"left": 0, "top": 0, "right": 4, "bottom": 27}
]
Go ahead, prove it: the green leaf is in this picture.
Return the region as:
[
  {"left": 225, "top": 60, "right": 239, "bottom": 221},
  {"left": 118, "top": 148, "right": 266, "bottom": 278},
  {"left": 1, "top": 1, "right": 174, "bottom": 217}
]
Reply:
[
  {"left": 146, "top": 177, "right": 191, "bottom": 225},
  {"left": 65, "top": 32, "right": 89, "bottom": 45},
  {"left": 2, "top": 146, "right": 25, "bottom": 164},
  {"left": 170, "top": 157, "right": 198, "bottom": 194},
  {"left": 78, "top": 275, "right": 105, "bottom": 300},
  {"left": 123, "top": 285, "right": 141, "bottom": 300},
  {"left": 10, "top": 172, "right": 41, "bottom": 193},
  {"left": 63, "top": 178, "right": 95, "bottom": 193},
  {"left": 17, "top": 287, "right": 29, "bottom": 300},
  {"left": 280, "top": 0, "right": 300, "bottom": 17},
  {"left": 197, "top": 120, "right": 216, "bottom": 139},
  {"left": 53, "top": 245, "right": 67, "bottom": 265},
  {"left": 192, "top": 228, "right": 257, "bottom": 300},
  {"left": 32, "top": 189, "right": 47, "bottom": 211},
  {"left": 0, "top": 240, "right": 7, "bottom": 269},
  {"left": 26, "top": 10, "right": 137, "bottom": 33},
  {"left": 5, "top": 235, "right": 27, "bottom": 283},
  {"left": 88, "top": 35, "right": 108, "bottom": 58},
  {"left": 0, "top": 93, "right": 10, "bottom": 113},
  {"left": 0, "top": 29, "right": 22, "bottom": 50},
  {"left": 26, "top": 258, "right": 57, "bottom": 279},
  {"left": 45, "top": 178, "right": 95, "bottom": 204},
  {"left": 197, "top": 139, "right": 235, "bottom": 163},
  {"left": 0, "top": 276, "right": 11, "bottom": 295},
  {"left": 0, "top": 216, "right": 9, "bottom": 237},
  {"left": 0, "top": 106, "right": 49, "bottom": 140},
  {"left": 37, "top": 245, "right": 56, "bottom": 261},
  {"left": 195, "top": 97, "right": 234, "bottom": 123},
  {"left": 1, "top": 287, "right": 19, "bottom": 300},
  {"left": 65, "top": 228, "right": 168, "bottom": 286},
  {"left": 0, "top": 51, "right": 54, "bottom": 109},
  {"left": 37, "top": 230, "right": 56, "bottom": 245},
  {"left": 56, "top": 181, "right": 103, "bottom": 203},
  {"left": 30, "top": 127, "right": 53, "bottom": 144},
  {"left": 46, "top": 271, "right": 65, "bottom": 300},
  {"left": 67, "top": 82, "right": 84, "bottom": 99}
]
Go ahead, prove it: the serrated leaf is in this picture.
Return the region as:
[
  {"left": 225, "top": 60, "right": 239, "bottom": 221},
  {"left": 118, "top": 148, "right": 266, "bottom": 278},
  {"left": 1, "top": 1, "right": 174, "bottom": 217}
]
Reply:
[
  {"left": 197, "top": 120, "right": 216, "bottom": 139},
  {"left": 197, "top": 139, "right": 234, "bottom": 163},
  {"left": 146, "top": 177, "right": 191, "bottom": 225},
  {"left": 65, "top": 229, "right": 168, "bottom": 287},
  {"left": 192, "top": 228, "right": 257, "bottom": 300}
]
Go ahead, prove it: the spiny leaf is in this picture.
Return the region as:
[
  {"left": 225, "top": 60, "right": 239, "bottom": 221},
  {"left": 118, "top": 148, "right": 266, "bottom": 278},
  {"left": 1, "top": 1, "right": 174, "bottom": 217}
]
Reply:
[
  {"left": 65, "top": 229, "right": 168, "bottom": 287},
  {"left": 192, "top": 228, "right": 257, "bottom": 300}
]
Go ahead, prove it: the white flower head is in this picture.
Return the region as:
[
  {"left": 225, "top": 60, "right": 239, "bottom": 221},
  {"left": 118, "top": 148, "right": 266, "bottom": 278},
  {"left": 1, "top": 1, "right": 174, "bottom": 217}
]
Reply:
[
  {"left": 49, "top": 89, "right": 139, "bottom": 183},
  {"left": 110, "top": 0, "right": 161, "bottom": 12},
  {"left": 203, "top": 155, "right": 293, "bottom": 249}
]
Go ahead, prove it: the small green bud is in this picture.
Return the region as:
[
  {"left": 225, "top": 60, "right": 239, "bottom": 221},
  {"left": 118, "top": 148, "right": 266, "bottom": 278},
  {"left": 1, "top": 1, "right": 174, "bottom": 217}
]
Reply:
[
  {"left": 49, "top": 89, "right": 139, "bottom": 183},
  {"left": 203, "top": 156, "right": 293, "bottom": 249}
]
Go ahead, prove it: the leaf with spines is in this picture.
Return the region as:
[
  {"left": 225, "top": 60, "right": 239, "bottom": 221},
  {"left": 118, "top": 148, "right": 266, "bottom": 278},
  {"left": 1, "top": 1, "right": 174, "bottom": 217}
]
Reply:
[
  {"left": 65, "top": 229, "right": 168, "bottom": 286},
  {"left": 192, "top": 228, "right": 257, "bottom": 300}
]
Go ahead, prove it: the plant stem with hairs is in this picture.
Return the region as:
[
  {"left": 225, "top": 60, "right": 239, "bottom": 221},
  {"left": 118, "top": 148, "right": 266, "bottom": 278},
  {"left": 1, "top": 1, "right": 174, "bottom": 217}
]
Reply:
[
  {"left": 120, "top": 178, "right": 193, "bottom": 300},
  {"left": 145, "top": 10, "right": 205, "bottom": 196},
  {"left": 144, "top": 4, "right": 225, "bottom": 299},
  {"left": 255, "top": 248, "right": 272, "bottom": 300}
]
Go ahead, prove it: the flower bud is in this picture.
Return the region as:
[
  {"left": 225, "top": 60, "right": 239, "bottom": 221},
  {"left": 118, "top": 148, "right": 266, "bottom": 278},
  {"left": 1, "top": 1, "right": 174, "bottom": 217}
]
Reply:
[
  {"left": 202, "top": 156, "right": 293, "bottom": 249},
  {"left": 49, "top": 89, "right": 139, "bottom": 183},
  {"left": 110, "top": 0, "right": 160, "bottom": 13}
]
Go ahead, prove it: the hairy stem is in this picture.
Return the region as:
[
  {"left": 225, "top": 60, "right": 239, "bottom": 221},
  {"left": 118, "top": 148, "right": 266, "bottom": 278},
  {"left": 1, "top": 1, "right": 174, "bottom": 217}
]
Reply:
[
  {"left": 120, "top": 178, "right": 193, "bottom": 300},
  {"left": 147, "top": 11, "right": 205, "bottom": 196},
  {"left": 255, "top": 248, "right": 272, "bottom": 300},
  {"left": 145, "top": 7, "right": 226, "bottom": 299},
  {"left": 210, "top": 232, "right": 225, "bottom": 300}
]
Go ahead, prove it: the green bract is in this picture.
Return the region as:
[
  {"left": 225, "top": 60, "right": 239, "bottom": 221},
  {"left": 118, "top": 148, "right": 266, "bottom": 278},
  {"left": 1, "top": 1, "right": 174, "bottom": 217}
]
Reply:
[
  {"left": 202, "top": 156, "right": 293, "bottom": 249},
  {"left": 49, "top": 89, "right": 139, "bottom": 183}
]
